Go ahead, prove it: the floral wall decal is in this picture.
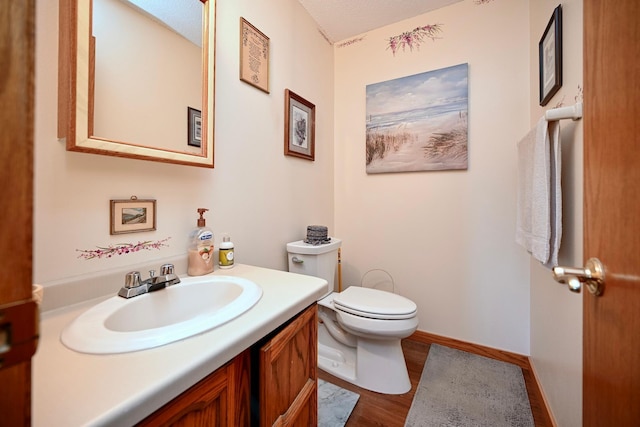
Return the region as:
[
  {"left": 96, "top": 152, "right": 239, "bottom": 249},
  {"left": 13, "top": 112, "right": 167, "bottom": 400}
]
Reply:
[
  {"left": 575, "top": 84, "right": 583, "bottom": 102},
  {"left": 77, "top": 237, "right": 170, "bottom": 260},
  {"left": 317, "top": 28, "right": 332, "bottom": 45},
  {"left": 387, "top": 24, "right": 443, "bottom": 56},
  {"left": 337, "top": 36, "right": 366, "bottom": 48},
  {"left": 474, "top": 0, "right": 495, "bottom": 4}
]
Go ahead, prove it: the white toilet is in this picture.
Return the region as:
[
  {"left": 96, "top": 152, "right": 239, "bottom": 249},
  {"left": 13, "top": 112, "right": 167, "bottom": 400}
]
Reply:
[{"left": 287, "top": 238, "right": 418, "bottom": 394}]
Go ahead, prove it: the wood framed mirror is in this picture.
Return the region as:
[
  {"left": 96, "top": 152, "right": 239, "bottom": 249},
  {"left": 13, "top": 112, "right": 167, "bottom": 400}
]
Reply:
[{"left": 58, "top": 0, "right": 215, "bottom": 168}]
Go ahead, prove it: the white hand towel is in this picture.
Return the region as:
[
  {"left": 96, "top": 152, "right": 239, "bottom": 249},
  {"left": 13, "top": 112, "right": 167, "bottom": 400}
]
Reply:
[
  {"left": 516, "top": 117, "right": 562, "bottom": 266},
  {"left": 547, "top": 120, "right": 562, "bottom": 267}
]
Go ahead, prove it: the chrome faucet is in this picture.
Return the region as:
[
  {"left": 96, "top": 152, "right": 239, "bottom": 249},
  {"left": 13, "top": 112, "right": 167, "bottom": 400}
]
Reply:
[{"left": 118, "top": 263, "right": 181, "bottom": 298}]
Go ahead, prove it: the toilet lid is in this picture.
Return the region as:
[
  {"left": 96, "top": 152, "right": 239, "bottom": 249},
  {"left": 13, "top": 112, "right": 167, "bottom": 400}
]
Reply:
[{"left": 333, "top": 286, "right": 417, "bottom": 320}]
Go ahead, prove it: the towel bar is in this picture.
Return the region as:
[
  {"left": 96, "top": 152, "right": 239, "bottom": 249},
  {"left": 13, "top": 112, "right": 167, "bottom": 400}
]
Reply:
[{"left": 545, "top": 102, "right": 583, "bottom": 121}]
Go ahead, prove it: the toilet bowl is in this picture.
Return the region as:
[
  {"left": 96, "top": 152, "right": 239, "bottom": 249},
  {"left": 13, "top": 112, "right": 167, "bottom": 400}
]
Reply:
[{"left": 287, "top": 238, "right": 418, "bottom": 395}]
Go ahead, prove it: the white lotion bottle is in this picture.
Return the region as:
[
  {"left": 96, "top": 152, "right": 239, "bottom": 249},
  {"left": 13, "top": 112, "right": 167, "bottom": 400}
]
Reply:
[
  {"left": 187, "top": 208, "right": 215, "bottom": 276},
  {"left": 218, "top": 235, "right": 234, "bottom": 269}
]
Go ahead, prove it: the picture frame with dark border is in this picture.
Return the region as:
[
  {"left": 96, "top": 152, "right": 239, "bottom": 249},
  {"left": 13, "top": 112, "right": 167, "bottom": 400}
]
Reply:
[
  {"left": 284, "top": 89, "right": 315, "bottom": 161},
  {"left": 539, "top": 5, "right": 562, "bottom": 106},
  {"left": 240, "top": 17, "right": 270, "bottom": 93},
  {"left": 110, "top": 196, "right": 156, "bottom": 235},
  {"left": 187, "top": 107, "right": 202, "bottom": 148}
]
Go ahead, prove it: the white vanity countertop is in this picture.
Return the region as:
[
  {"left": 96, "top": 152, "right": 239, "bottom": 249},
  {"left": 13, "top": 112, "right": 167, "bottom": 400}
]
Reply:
[{"left": 33, "top": 264, "right": 327, "bottom": 427}]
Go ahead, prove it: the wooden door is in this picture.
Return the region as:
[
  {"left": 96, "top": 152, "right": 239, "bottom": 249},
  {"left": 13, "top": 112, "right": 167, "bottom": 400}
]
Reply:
[
  {"left": 137, "top": 366, "right": 232, "bottom": 427},
  {"left": 260, "top": 305, "right": 317, "bottom": 427},
  {"left": 0, "top": 1, "right": 37, "bottom": 426},
  {"left": 137, "top": 350, "right": 250, "bottom": 426},
  {"left": 583, "top": 0, "right": 640, "bottom": 424}
]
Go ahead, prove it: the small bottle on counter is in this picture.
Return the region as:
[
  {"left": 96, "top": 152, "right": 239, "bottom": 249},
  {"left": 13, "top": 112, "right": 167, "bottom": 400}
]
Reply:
[
  {"left": 219, "top": 235, "right": 235, "bottom": 269},
  {"left": 187, "top": 208, "right": 215, "bottom": 276}
]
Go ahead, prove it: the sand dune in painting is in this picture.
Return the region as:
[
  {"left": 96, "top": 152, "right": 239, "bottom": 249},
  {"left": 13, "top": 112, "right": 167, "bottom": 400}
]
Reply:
[{"left": 366, "top": 110, "right": 467, "bottom": 173}]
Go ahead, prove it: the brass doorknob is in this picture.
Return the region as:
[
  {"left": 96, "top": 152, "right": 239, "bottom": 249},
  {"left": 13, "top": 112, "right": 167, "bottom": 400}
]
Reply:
[{"left": 552, "top": 258, "right": 605, "bottom": 296}]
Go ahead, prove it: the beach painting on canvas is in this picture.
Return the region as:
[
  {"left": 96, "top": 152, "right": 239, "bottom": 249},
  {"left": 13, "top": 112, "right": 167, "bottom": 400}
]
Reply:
[{"left": 366, "top": 63, "right": 469, "bottom": 173}]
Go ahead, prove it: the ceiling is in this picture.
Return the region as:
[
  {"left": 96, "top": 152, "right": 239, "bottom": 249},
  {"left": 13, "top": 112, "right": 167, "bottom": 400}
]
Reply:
[
  {"left": 298, "top": 0, "right": 464, "bottom": 43},
  {"left": 122, "top": 0, "right": 203, "bottom": 46},
  {"left": 121, "top": 0, "right": 464, "bottom": 47}
]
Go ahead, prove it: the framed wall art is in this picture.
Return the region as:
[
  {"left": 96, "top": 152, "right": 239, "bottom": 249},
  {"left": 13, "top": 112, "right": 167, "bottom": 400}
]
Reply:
[
  {"left": 539, "top": 5, "right": 562, "bottom": 106},
  {"left": 110, "top": 196, "right": 156, "bottom": 235},
  {"left": 284, "top": 89, "right": 315, "bottom": 161},
  {"left": 240, "top": 17, "right": 270, "bottom": 93},
  {"left": 366, "top": 63, "right": 469, "bottom": 174},
  {"left": 187, "top": 107, "right": 202, "bottom": 148}
]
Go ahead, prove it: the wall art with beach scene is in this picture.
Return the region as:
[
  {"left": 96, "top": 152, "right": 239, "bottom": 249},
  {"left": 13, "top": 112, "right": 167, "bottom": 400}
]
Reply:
[{"left": 366, "top": 63, "right": 469, "bottom": 174}]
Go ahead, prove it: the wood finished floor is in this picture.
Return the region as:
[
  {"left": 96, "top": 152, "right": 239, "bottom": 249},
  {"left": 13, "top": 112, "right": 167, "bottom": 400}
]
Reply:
[{"left": 318, "top": 339, "right": 552, "bottom": 427}]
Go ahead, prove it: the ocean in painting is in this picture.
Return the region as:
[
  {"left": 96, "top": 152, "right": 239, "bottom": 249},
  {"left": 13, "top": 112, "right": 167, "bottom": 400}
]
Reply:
[{"left": 366, "top": 63, "right": 469, "bottom": 173}]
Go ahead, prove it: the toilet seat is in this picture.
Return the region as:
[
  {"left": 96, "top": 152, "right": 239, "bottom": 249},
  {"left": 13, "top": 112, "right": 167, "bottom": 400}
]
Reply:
[
  {"left": 333, "top": 286, "right": 417, "bottom": 320},
  {"left": 335, "top": 309, "right": 419, "bottom": 339}
]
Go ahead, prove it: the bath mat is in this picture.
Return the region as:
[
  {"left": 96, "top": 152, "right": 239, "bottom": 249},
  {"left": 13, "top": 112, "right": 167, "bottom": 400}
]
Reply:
[
  {"left": 405, "top": 344, "right": 534, "bottom": 427},
  {"left": 318, "top": 379, "right": 360, "bottom": 427}
]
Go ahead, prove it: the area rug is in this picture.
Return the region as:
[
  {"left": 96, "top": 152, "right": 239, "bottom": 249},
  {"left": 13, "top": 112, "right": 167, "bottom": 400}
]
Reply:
[
  {"left": 318, "top": 379, "right": 360, "bottom": 427},
  {"left": 405, "top": 344, "right": 534, "bottom": 427}
]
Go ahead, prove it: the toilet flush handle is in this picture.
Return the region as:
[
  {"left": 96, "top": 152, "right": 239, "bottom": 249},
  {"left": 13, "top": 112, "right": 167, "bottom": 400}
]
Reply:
[{"left": 291, "top": 256, "right": 304, "bottom": 264}]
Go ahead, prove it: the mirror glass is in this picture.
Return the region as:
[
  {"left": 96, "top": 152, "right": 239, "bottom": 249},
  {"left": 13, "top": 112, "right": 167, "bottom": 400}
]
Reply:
[
  {"left": 61, "top": 0, "right": 214, "bottom": 167},
  {"left": 92, "top": 0, "right": 203, "bottom": 153}
]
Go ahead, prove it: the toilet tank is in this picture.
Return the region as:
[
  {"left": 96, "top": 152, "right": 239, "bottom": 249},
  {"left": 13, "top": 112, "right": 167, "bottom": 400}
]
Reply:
[{"left": 286, "top": 238, "right": 342, "bottom": 298}]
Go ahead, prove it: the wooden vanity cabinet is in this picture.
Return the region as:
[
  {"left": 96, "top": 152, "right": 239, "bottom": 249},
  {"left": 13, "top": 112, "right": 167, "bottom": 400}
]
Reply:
[
  {"left": 138, "top": 304, "right": 317, "bottom": 427},
  {"left": 259, "top": 304, "right": 318, "bottom": 427},
  {"left": 137, "top": 349, "right": 251, "bottom": 427}
]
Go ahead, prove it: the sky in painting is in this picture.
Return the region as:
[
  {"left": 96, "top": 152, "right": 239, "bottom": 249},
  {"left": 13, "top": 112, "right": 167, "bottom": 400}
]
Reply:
[{"left": 366, "top": 63, "right": 468, "bottom": 117}]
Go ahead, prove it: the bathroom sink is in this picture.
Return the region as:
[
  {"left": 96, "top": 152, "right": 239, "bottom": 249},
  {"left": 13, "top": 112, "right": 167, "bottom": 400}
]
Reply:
[{"left": 61, "top": 275, "right": 262, "bottom": 354}]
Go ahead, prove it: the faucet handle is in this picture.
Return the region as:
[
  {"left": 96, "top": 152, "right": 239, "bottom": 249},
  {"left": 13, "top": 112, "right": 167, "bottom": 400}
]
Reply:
[
  {"left": 125, "top": 271, "right": 142, "bottom": 289},
  {"left": 160, "top": 264, "right": 175, "bottom": 275}
]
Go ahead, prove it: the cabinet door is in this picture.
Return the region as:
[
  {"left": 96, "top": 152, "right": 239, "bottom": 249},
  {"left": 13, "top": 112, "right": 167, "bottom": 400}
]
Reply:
[
  {"left": 138, "top": 349, "right": 250, "bottom": 427},
  {"left": 260, "top": 304, "right": 317, "bottom": 427}
]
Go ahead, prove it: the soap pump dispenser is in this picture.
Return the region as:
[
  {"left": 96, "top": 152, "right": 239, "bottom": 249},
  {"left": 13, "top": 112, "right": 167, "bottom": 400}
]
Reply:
[{"left": 187, "top": 208, "right": 215, "bottom": 276}]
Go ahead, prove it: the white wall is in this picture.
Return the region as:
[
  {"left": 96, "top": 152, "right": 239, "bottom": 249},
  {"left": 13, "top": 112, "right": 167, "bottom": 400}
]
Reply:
[
  {"left": 528, "top": 1, "right": 584, "bottom": 426},
  {"left": 334, "top": 0, "right": 531, "bottom": 354},
  {"left": 34, "top": 0, "right": 334, "bottom": 284}
]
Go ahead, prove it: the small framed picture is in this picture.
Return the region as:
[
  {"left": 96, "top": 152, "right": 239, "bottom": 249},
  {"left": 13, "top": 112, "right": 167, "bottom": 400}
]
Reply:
[
  {"left": 539, "top": 5, "right": 562, "bottom": 106},
  {"left": 187, "top": 107, "right": 202, "bottom": 147},
  {"left": 284, "top": 89, "right": 315, "bottom": 161},
  {"left": 110, "top": 197, "right": 156, "bottom": 235},
  {"left": 240, "top": 17, "right": 270, "bottom": 93}
]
